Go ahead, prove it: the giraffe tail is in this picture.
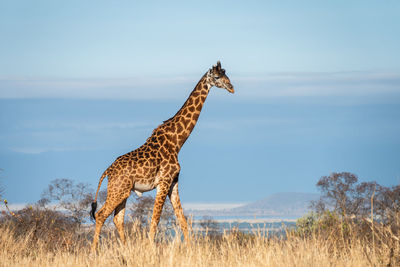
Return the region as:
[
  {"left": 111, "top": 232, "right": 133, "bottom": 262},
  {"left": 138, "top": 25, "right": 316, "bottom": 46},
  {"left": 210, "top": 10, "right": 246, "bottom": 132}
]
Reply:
[
  {"left": 90, "top": 169, "right": 108, "bottom": 220},
  {"left": 90, "top": 202, "right": 97, "bottom": 221}
]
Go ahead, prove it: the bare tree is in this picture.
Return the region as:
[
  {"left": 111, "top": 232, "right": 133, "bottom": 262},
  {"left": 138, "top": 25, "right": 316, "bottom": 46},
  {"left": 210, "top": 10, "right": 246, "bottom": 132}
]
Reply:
[
  {"left": 41, "top": 178, "right": 93, "bottom": 226},
  {"left": 97, "top": 189, "right": 108, "bottom": 205},
  {"left": 374, "top": 184, "right": 400, "bottom": 225},
  {"left": 312, "top": 172, "right": 378, "bottom": 219},
  {"left": 353, "top": 181, "right": 379, "bottom": 217},
  {"left": 312, "top": 172, "right": 399, "bottom": 225},
  {"left": 129, "top": 195, "right": 176, "bottom": 230}
]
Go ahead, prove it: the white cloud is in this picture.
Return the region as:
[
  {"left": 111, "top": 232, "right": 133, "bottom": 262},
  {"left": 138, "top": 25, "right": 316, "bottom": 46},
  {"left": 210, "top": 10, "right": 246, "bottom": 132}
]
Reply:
[
  {"left": 235, "top": 71, "right": 400, "bottom": 98},
  {"left": 202, "top": 118, "right": 294, "bottom": 131},
  {"left": 21, "top": 121, "right": 154, "bottom": 132},
  {"left": 9, "top": 146, "right": 95, "bottom": 155},
  {"left": 0, "top": 76, "right": 194, "bottom": 99},
  {"left": 1, "top": 71, "right": 399, "bottom": 99},
  {"left": 5, "top": 120, "right": 155, "bottom": 154}
]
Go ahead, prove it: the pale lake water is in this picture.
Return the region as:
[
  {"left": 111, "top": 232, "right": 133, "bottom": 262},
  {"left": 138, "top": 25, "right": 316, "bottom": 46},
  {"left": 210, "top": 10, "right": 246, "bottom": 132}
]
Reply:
[{"left": 191, "top": 215, "right": 299, "bottom": 235}]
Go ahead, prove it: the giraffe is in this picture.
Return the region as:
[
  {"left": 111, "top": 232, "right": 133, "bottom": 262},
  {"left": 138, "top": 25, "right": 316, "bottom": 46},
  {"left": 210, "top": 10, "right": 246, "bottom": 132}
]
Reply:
[{"left": 90, "top": 61, "right": 234, "bottom": 250}]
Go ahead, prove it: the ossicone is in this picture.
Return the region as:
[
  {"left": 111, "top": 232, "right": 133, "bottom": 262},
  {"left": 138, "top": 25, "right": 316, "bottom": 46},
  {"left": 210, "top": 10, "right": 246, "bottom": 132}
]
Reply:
[{"left": 217, "top": 61, "right": 221, "bottom": 70}]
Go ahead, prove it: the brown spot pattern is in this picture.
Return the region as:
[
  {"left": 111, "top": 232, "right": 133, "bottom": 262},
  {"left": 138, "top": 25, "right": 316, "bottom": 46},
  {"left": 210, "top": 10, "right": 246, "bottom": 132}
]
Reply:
[{"left": 91, "top": 62, "right": 234, "bottom": 251}]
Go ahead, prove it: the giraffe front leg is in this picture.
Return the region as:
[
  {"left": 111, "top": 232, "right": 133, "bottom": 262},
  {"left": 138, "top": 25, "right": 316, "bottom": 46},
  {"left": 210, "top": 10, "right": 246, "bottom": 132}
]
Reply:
[
  {"left": 149, "top": 183, "right": 169, "bottom": 241},
  {"left": 168, "top": 180, "right": 189, "bottom": 242},
  {"left": 113, "top": 199, "right": 127, "bottom": 245}
]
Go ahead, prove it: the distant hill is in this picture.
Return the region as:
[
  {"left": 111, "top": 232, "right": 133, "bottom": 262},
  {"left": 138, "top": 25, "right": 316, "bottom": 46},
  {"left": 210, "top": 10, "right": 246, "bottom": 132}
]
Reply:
[
  {"left": 185, "top": 192, "right": 319, "bottom": 218},
  {"left": 230, "top": 192, "right": 319, "bottom": 217}
]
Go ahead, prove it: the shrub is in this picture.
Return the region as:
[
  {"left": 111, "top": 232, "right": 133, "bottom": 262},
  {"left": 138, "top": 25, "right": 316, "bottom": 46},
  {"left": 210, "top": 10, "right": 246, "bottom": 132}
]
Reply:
[{"left": 0, "top": 204, "right": 86, "bottom": 251}]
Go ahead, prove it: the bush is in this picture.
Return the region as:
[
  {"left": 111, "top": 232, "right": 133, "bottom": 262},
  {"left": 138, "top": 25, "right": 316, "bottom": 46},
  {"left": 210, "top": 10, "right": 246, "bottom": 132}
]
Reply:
[
  {"left": 296, "top": 212, "right": 318, "bottom": 236},
  {"left": 0, "top": 204, "right": 86, "bottom": 251}
]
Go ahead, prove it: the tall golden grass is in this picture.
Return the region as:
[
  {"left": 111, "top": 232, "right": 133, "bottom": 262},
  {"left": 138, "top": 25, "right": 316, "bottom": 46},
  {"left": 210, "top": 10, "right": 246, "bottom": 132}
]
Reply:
[{"left": 1, "top": 219, "right": 398, "bottom": 267}]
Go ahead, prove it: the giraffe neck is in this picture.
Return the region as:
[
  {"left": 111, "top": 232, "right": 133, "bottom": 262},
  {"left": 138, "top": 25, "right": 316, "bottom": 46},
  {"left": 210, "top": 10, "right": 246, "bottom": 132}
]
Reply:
[{"left": 163, "top": 74, "right": 211, "bottom": 150}]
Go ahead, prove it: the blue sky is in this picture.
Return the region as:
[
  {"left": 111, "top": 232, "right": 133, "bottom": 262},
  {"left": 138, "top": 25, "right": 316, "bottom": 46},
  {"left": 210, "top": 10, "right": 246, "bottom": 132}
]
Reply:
[{"left": 1, "top": 1, "right": 399, "bottom": 205}]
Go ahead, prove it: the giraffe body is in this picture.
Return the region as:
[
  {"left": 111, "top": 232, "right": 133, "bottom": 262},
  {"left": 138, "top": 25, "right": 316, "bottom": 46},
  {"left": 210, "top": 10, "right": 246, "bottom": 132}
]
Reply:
[{"left": 91, "top": 61, "right": 234, "bottom": 250}]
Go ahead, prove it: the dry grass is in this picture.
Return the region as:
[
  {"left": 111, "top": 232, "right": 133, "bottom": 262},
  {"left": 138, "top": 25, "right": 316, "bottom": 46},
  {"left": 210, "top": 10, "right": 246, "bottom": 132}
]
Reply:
[{"left": 0, "top": 221, "right": 398, "bottom": 267}]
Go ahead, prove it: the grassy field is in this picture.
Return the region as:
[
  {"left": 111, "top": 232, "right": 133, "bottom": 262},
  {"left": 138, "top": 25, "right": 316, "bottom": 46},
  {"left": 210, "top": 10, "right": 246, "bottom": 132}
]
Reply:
[{"left": 0, "top": 222, "right": 397, "bottom": 267}]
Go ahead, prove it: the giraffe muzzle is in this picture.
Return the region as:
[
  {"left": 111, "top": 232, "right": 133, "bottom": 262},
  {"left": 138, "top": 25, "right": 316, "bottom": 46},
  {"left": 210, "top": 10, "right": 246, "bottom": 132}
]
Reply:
[{"left": 227, "top": 85, "right": 235, "bottom": 94}]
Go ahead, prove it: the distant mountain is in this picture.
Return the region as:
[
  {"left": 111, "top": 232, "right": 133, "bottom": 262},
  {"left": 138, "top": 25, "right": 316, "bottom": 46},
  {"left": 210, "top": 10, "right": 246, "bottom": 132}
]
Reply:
[
  {"left": 186, "top": 192, "right": 319, "bottom": 218},
  {"left": 230, "top": 192, "right": 319, "bottom": 217}
]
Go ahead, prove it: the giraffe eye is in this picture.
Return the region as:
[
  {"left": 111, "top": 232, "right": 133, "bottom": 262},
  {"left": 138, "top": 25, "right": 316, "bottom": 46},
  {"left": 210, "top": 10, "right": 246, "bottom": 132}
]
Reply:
[{"left": 215, "top": 76, "right": 220, "bottom": 80}]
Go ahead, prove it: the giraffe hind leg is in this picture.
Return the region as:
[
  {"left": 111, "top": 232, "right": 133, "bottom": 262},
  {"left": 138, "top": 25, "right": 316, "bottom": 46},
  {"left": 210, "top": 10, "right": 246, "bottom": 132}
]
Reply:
[
  {"left": 92, "top": 185, "right": 132, "bottom": 250},
  {"left": 92, "top": 200, "right": 120, "bottom": 251}
]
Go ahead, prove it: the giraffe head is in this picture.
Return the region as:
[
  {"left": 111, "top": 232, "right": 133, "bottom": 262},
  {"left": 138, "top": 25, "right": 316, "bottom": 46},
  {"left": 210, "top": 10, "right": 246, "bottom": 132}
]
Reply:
[{"left": 206, "top": 61, "right": 234, "bottom": 93}]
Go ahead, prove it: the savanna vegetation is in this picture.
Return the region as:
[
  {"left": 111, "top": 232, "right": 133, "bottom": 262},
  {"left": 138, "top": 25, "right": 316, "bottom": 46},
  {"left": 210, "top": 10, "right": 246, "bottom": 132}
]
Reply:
[{"left": 0, "top": 172, "right": 398, "bottom": 266}]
